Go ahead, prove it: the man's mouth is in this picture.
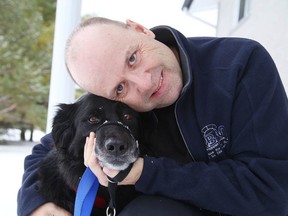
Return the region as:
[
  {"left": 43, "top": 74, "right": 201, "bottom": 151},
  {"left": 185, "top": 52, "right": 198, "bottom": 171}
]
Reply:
[{"left": 152, "top": 73, "right": 163, "bottom": 96}]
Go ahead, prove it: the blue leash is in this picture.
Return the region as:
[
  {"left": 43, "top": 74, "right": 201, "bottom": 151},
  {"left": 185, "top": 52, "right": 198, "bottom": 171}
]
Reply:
[
  {"left": 74, "top": 167, "right": 99, "bottom": 216},
  {"left": 74, "top": 165, "right": 133, "bottom": 216}
]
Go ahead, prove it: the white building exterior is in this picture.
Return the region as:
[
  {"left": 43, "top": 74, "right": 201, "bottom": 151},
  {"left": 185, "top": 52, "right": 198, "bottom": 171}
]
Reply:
[
  {"left": 217, "top": 0, "right": 288, "bottom": 92},
  {"left": 186, "top": 0, "right": 288, "bottom": 92}
]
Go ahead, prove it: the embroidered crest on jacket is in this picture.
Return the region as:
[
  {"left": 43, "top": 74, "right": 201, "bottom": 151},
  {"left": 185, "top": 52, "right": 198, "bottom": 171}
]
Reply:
[{"left": 201, "top": 124, "right": 228, "bottom": 160}]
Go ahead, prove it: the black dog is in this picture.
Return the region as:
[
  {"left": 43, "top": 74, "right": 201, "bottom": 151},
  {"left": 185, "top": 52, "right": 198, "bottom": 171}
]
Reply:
[{"left": 38, "top": 93, "right": 142, "bottom": 215}]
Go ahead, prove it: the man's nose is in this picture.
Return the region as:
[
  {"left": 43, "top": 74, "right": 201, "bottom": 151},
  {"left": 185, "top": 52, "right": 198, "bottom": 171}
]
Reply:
[{"left": 128, "top": 71, "right": 152, "bottom": 93}]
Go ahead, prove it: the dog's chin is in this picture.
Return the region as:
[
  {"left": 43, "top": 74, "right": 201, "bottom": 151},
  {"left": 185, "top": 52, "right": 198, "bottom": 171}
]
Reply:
[{"left": 98, "top": 157, "right": 137, "bottom": 171}]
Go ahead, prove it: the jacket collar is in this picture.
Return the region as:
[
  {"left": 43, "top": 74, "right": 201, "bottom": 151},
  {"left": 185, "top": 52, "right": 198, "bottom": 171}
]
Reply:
[{"left": 151, "top": 25, "right": 193, "bottom": 98}]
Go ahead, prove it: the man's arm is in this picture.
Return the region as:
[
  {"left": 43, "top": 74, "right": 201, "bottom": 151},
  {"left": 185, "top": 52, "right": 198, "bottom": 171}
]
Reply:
[{"left": 17, "top": 134, "right": 71, "bottom": 216}]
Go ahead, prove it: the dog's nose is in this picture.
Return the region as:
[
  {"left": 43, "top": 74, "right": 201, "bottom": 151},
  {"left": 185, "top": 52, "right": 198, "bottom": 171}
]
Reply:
[{"left": 105, "top": 140, "right": 128, "bottom": 155}]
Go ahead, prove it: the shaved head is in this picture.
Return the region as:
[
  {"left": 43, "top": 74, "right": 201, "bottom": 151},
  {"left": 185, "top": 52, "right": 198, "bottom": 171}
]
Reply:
[
  {"left": 63, "top": 16, "right": 182, "bottom": 112},
  {"left": 65, "top": 17, "right": 128, "bottom": 84}
]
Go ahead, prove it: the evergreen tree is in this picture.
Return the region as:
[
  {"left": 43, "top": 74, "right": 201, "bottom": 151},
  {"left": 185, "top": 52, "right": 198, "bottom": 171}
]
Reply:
[{"left": 0, "top": 0, "right": 56, "bottom": 140}]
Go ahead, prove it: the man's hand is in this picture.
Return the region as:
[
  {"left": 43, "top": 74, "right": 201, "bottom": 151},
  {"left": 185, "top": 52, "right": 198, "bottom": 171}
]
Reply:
[
  {"left": 84, "top": 132, "right": 109, "bottom": 186},
  {"left": 103, "top": 157, "right": 143, "bottom": 185},
  {"left": 29, "top": 202, "right": 72, "bottom": 216},
  {"left": 84, "top": 132, "right": 144, "bottom": 186}
]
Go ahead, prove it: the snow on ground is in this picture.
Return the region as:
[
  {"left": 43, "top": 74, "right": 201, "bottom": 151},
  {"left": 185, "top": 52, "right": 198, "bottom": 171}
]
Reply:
[
  {"left": 0, "top": 129, "right": 45, "bottom": 143},
  {"left": 0, "top": 141, "right": 35, "bottom": 216}
]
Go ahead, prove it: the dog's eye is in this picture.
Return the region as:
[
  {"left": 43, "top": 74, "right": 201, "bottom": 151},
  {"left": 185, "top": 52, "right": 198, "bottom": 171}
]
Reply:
[
  {"left": 89, "top": 116, "right": 101, "bottom": 124},
  {"left": 123, "top": 113, "right": 133, "bottom": 121}
]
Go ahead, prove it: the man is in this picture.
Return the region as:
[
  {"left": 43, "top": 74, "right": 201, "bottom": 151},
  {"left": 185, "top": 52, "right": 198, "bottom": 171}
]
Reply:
[{"left": 18, "top": 17, "right": 288, "bottom": 216}]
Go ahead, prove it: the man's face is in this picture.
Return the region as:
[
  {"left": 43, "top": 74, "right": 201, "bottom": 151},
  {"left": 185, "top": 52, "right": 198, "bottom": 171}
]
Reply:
[{"left": 69, "top": 21, "right": 183, "bottom": 112}]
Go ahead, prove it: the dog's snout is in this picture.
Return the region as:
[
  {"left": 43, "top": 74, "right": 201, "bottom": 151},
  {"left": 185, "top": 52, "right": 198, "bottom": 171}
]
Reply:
[
  {"left": 105, "top": 139, "right": 128, "bottom": 155},
  {"left": 95, "top": 123, "right": 139, "bottom": 170}
]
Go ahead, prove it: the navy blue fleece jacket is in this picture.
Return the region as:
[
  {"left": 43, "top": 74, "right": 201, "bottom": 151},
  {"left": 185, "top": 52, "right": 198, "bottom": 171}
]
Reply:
[{"left": 18, "top": 26, "right": 288, "bottom": 216}]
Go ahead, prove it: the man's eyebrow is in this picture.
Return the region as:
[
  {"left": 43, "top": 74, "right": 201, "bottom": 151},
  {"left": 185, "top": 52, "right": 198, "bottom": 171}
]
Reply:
[{"left": 106, "top": 45, "right": 134, "bottom": 100}]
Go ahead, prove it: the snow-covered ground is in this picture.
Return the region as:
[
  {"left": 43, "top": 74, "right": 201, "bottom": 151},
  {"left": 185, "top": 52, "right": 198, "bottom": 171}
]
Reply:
[
  {"left": 0, "top": 141, "right": 35, "bottom": 216},
  {"left": 0, "top": 129, "right": 45, "bottom": 142}
]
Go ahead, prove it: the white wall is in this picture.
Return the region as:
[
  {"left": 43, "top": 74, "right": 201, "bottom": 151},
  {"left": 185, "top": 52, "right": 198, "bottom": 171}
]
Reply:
[{"left": 217, "top": 0, "right": 288, "bottom": 92}]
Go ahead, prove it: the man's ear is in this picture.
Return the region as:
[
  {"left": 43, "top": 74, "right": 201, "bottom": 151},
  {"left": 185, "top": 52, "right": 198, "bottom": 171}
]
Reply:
[{"left": 126, "top": 19, "right": 155, "bottom": 38}]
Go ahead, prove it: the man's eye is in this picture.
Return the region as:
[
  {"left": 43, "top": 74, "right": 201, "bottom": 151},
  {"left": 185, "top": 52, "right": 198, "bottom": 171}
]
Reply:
[
  {"left": 88, "top": 116, "right": 100, "bottom": 124},
  {"left": 128, "top": 52, "right": 137, "bottom": 65},
  {"left": 116, "top": 83, "right": 125, "bottom": 95}
]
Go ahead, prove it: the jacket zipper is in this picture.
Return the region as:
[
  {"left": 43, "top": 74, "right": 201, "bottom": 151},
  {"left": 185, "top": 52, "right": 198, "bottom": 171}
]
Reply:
[{"left": 174, "top": 102, "right": 196, "bottom": 162}]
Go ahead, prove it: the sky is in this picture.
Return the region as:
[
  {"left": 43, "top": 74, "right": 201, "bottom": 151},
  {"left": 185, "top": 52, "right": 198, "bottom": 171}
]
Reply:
[{"left": 80, "top": 0, "right": 217, "bottom": 37}]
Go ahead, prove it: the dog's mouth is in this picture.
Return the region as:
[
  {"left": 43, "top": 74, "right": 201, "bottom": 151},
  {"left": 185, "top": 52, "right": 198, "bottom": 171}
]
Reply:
[
  {"left": 97, "top": 152, "right": 138, "bottom": 170},
  {"left": 94, "top": 121, "right": 139, "bottom": 171}
]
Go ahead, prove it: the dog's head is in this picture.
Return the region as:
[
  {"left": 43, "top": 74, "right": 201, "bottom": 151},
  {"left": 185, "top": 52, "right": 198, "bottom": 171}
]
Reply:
[{"left": 52, "top": 93, "right": 140, "bottom": 170}]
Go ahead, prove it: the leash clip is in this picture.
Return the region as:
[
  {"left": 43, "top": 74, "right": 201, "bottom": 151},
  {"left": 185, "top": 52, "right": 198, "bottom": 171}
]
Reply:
[{"left": 106, "top": 206, "right": 116, "bottom": 216}]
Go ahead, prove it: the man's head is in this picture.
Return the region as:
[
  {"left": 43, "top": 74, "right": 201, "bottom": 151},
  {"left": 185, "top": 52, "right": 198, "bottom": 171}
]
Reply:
[{"left": 65, "top": 17, "right": 183, "bottom": 112}]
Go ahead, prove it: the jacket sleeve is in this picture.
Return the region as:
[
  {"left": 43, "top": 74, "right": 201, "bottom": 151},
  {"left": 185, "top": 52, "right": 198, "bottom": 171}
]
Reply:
[
  {"left": 17, "top": 134, "right": 53, "bottom": 216},
  {"left": 135, "top": 41, "right": 288, "bottom": 216}
]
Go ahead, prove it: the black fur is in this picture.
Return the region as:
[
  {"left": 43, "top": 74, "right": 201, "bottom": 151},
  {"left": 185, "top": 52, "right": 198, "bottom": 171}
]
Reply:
[{"left": 38, "top": 93, "right": 142, "bottom": 215}]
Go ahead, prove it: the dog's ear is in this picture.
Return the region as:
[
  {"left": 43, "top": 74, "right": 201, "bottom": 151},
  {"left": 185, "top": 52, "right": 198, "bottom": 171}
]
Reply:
[{"left": 52, "top": 103, "right": 77, "bottom": 150}]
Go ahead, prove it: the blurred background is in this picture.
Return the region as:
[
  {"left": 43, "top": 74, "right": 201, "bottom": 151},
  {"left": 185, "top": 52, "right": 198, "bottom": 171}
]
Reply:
[{"left": 0, "top": 0, "right": 287, "bottom": 215}]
